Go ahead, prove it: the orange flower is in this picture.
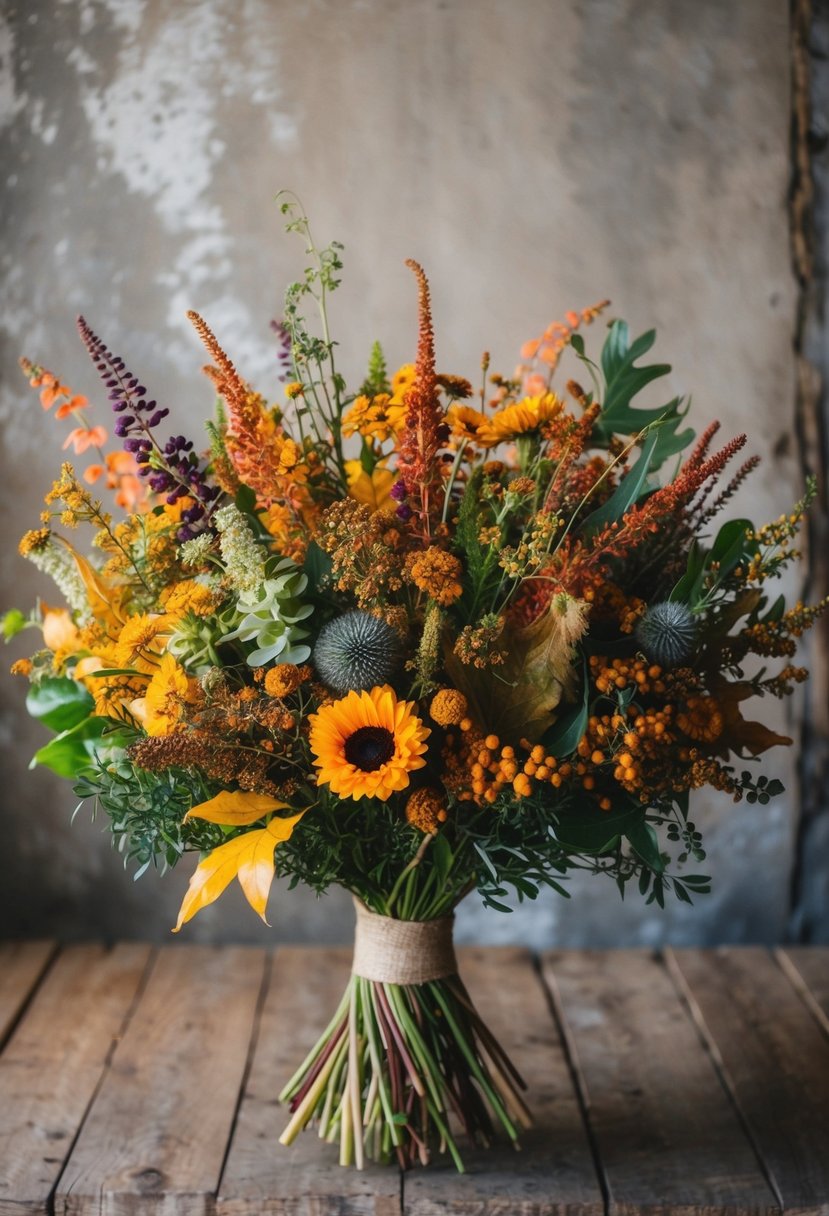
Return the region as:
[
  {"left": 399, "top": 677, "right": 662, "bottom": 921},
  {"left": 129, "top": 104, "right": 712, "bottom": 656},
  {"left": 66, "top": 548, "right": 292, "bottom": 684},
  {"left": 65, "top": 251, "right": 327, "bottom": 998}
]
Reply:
[
  {"left": 62, "top": 425, "right": 107, "bottom": 454},
  {"left": 54, "top": 395, "right": 89, "bottom": 420},
  {"left": 40, "top": 377, "right": 70, "bottom": 409}
]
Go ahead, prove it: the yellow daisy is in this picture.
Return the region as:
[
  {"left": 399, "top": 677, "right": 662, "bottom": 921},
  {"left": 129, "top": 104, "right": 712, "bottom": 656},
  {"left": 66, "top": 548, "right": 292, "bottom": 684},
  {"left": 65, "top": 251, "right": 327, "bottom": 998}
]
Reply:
[
  {"left": 308, "top": 685, "right": 430, "bottom": 801},
  {"left": 481, "top": 392, "right": 563, "bottom": 445},
  {"left": 140, "top": 653, "right": 197, "bottom": 737}
]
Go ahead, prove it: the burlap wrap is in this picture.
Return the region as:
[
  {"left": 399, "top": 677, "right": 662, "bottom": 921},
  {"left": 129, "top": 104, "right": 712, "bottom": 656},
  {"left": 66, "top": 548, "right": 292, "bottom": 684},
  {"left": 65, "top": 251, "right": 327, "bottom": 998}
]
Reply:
[{"left": 351, "top": 898, "right": 457, "bottom": 985}]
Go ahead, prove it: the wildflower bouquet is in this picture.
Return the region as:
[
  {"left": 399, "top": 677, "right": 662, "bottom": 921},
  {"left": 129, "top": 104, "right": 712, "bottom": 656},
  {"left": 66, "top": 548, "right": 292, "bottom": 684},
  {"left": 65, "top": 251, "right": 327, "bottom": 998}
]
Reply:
[{"left": 8, "top": 199, "right": 825, "bottom": 1172}]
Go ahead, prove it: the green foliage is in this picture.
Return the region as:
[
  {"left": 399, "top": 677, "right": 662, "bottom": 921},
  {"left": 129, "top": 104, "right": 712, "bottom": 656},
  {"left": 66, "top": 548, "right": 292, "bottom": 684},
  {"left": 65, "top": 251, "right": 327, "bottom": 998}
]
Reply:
[
  {"left": 580, "top": 428, "right": 659, "bottom": 539},
  {"left": 74, "top": 755, "right": 224, "bottom": 876},
  {"left": 2, "top": 608, "right": 28, "bottom": 641},
  {"left": 573, "top": 322, "right": 694, "bottom": 469},
  {"left": 360, "top": 340, "right": 391, "bottom": 396},
  {"left": 31, "top": 716, "right": 111, "bottom": 778},
  {"left": 26, "top": 677, "right": 94, "bottom": 733}
]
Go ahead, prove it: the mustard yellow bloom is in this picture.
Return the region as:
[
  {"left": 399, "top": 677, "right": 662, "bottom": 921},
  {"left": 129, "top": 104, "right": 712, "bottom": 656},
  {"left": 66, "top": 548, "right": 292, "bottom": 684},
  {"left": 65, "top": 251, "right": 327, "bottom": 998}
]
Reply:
[
  {"left": 161, "top": 580, "right": 221, "bottom": 618},
  {"left": 481, "top": 392, "right": 563, "bottom": 444},
  {"left": 447, "top": 404, "right": 495, "bottom": 447},
  {"left": 140, "top": 653, "right": 196, "bottom": 737},
  {"left": 390, "top": 363, "right": 416, "bottom": 404},
  {"left": 309, "top": 685, "right": 430, "bottom": 801},
  {"left": 115, "top": 613, "right": 170, "bottom": 673},
  {"left": 342, "top": 394, "right": 406, "bottom": 443}
]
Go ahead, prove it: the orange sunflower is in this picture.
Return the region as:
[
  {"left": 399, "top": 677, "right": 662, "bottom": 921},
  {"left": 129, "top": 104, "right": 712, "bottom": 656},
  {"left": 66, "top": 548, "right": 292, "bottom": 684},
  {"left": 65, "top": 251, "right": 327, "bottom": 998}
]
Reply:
[{"left": 308, "top": 685, "right": 430, "bottom": 801}]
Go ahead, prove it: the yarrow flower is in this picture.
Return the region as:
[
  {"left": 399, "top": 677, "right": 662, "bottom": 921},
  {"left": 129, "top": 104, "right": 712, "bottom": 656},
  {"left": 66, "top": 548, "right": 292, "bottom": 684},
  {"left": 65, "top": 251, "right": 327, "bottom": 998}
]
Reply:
[
  {"left": 404, "top": 546, "right": 464, "bottom": 606},
  {"left": 214, "top": 503, "right": 267, "bottom": 594},
  {"left": 308, "top": 685, "right": 430, "bottom": 800}
]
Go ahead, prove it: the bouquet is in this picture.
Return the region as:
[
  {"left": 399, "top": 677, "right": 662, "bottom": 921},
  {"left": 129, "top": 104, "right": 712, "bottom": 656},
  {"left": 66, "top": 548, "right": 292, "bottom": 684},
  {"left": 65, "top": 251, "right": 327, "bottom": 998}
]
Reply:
[{"left": 7, "top": 199, "right": 825, "bottom": 1171}]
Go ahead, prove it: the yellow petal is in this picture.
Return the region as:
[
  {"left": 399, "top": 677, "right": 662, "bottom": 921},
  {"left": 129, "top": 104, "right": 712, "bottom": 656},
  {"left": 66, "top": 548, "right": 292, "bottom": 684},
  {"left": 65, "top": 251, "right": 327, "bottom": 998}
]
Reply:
[
  {"left": 173, "top": 811, "right": 305, "bottom": 931},
  {"left": 237, "top": 814, "right": 304, "bottom": 923},
  {"left": 184, "top": 790, "right": 290, "bottom": 827},
  {"left": 55, "top": 536, "right": 124, "bottom": 629}
]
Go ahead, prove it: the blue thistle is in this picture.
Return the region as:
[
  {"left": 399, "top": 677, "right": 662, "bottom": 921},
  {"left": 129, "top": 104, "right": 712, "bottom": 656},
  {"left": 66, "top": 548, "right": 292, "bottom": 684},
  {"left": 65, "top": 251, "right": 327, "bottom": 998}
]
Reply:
[
  {"left": 635, "top": 601, "right": 698, "bottom": 667},
  {"left": 314, "top": 611, "right": 400, "bottom": 693}
]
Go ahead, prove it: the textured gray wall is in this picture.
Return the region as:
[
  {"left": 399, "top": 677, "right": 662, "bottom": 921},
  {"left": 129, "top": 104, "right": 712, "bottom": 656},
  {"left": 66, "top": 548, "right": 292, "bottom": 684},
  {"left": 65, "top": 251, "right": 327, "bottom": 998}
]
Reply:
[{"left": 0, "top": 0, "right": 810, "bottom": 946}]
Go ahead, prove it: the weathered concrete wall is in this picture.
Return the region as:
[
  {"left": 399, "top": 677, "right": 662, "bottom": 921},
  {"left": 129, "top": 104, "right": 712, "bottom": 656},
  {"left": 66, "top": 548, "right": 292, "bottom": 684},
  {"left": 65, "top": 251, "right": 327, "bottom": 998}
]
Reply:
[{"left": 0, "top": 0, "right": 808, "bottom": 946}]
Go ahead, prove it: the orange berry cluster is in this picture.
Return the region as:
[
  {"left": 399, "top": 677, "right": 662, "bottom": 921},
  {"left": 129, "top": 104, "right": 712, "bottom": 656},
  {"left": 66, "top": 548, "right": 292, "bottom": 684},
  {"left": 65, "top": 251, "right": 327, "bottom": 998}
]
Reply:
[{"left": 589, "top": 654, "right": 666, "bottom": 696}]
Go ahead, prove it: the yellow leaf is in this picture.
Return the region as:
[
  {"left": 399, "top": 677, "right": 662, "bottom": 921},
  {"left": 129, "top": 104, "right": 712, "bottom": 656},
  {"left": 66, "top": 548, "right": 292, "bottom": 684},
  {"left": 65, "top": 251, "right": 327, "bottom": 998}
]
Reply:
[
  {"left": 56, "top": 536, "right": 124, "bottom": 630},
  {"left": 345, "top": 460, "right": 395, "bottom": 511},
  {"left": 184, "top": 790, "right": 290, "bottom": 827},
  {"left": 173, "top": 812, "right": 305, "bottom": 931}
]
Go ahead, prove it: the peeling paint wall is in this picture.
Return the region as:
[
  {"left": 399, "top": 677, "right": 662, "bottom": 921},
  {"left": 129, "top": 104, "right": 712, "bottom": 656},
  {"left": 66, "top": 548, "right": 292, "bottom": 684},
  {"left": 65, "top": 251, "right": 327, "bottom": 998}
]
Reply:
[{"left": 0, "top": 0, "right": 810, "bottom": 946}]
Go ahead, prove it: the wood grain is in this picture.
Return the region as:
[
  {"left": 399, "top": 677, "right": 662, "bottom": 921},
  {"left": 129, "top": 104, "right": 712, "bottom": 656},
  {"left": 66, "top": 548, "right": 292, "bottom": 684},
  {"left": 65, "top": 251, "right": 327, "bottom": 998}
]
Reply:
[
  {"left": 217, "top": 946, "right": 401, "bottom": 1216},
  {"left": 776, "top": 947, "right": 829, "bottom": 1034},
  {"left": 404, "top": 946, "right": 603, "bottom": 1216},
  {"left": 0, "top": 943, "right": 151, "bottom": 1216},
  {"left": 55, "top": 944, "right": 266, "bottom": 1216},
  {"left": 544, "top": 950, "right": 778, "bottom": 1216},
  {"left": 667, "top": 947, "right": 829, "bottom": 1216},
  {"left": 0, "top": 940, "right": 56, "bottom": 1047}
]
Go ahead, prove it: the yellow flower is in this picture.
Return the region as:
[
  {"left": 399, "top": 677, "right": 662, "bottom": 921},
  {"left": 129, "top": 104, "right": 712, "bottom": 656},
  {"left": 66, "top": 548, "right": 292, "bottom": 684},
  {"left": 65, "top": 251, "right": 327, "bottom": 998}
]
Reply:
[
  {"left": 404, "top": 546, "right": 464, "bottom": 606},
  {"left": 481, "top": 392, "right": 562, "bottom": 444},
  {"left": 390, "top": 363, "right": 416, "bottom": 404},
  {"left": 309, "top": 685, "right": 430, "bottom": 801},
  {"left": 142, "top": 653, "right": 197, "bottom": 737},
  {"left": 345, "top": 460, "right": 395, "bottom": 512},
  {"left": 342, "top": 394, "right": 406, "bottom": 443},
  {"left": 429, "top": 688, "right": 468, "bottom": 727},
  {"left": 285, "top": 381, "right": 304, "bottom": 399},
  {"left": 447, "top": 404, "right": 495, "bottom": 447},
  {"left": 115, "top": 613, "right": 171, "bottom": 673},
  {"left": 161, "top": 580, "right": 221, "bottom": 617},
  {"left": 405, "top": 787, "right": 447, "bottom": 833}
]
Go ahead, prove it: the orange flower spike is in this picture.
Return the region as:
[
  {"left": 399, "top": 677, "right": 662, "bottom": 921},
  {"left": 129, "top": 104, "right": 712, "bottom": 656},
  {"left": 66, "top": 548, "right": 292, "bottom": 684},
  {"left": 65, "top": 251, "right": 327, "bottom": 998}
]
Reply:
[
  {"left": 396, "top": 259, "right": 447, "bottom": 540},
  {"left": 39, "top": 379, "right": 71, "bottom": 410}
]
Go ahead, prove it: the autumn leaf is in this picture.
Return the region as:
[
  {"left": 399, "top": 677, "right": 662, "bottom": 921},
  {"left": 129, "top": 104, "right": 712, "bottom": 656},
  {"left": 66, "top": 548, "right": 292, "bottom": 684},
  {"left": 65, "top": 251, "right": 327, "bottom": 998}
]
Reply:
[
  {"left": 56, "top": 536, "right": 124, "bottom": 630},
  {"left": 184, "top": 790, "right": 291, "bottom": 827},
  {"left": 173, "top": 812, "right": 305, "bottom": 931},
  {"left": 709, "top": 677, "right": 792, "bottom": 758}
]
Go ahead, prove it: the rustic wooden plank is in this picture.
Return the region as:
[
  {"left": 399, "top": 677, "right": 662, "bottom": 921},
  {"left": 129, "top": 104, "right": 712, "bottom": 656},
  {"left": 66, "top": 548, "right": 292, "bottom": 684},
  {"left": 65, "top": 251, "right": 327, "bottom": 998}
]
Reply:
[
  {"left": 56, "top": 944, "right": 266, "bottom": 1216},
  {"left": 0, "top": 943, "right": 152, "bottom": 1216},
  {"left": 217, "top": 946, "right": 401, "bottom": 1216},
  {"left": 545, "top": 950, "right": 779, "bottom": 1216},
  {"left": 0, "top": 940, "right": 56, "bottom": 1048},
  {"left": 405, "top": 946, "right": 603, "bottom": 1216},
  {"left": 776, "top": 947, "right": 829, "bottom": 1035},
  {"left": 668, "top": 947, "right": 829, "bottom": 1216}
]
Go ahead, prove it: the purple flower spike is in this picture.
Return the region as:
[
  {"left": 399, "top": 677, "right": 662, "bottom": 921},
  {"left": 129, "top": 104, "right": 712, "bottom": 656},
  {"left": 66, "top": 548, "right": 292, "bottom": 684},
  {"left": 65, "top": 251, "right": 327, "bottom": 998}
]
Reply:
[{"left": 390, "top": 480, "right": 407, "bottom": 502}]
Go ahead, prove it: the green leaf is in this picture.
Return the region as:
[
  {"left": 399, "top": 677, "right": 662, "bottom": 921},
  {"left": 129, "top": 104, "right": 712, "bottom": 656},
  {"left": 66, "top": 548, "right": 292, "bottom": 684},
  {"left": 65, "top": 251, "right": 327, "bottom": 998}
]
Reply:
[
  {"left": 431, "top": 833, "right": 453, "bottom": 886},
  {"left": 671, "top": 541, "right": 706, "bottom": 605},
  {"left": 30, "top": 715, "right": 108, "bottom": 778},
  {"left": 581, "top": 430, "right": 659, "bottom": 539},
  {"left": 625, "top": 820, "right": 665, "bottom": 872},
  {"left": 554, "top": 799, "right": 645, "bottom": 854},
  {"left": 302, "top": 541, "right": 333, "bottom": 592},
  {"left": 26, "top": 678, "right": 94, "bottom": 733},
  {"left": 2, "top": 608, "right": 27, "bottom": 641},
  {"left": 234, "top": 483, "right": 257, "bottom": 514}
]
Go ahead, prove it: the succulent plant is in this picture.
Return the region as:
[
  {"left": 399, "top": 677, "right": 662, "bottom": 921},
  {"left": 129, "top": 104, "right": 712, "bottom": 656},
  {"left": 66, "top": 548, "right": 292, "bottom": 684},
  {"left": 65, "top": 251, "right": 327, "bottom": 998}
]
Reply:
[
  {"left": 635, "top": 601, "right": 697, "bottom": 667},
  {"left": 313, "top": 610, "right": 401, "bottom": 692},
  {"left": 219, "top": 558, "right": 312, "bottom": 666}
]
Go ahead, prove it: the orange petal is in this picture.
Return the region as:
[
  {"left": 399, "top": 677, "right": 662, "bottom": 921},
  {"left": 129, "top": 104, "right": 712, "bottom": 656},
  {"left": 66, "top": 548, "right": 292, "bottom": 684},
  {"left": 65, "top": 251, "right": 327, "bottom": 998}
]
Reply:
[{"left": 83, "top": 464, "right": 104, "bottom": 484}]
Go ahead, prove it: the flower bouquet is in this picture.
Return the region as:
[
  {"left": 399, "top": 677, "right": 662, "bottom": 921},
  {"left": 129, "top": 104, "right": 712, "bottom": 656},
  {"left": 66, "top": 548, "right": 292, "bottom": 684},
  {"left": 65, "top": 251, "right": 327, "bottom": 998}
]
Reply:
[{"left": 7, "top": 198, "right": 825, "bottom": 1171}]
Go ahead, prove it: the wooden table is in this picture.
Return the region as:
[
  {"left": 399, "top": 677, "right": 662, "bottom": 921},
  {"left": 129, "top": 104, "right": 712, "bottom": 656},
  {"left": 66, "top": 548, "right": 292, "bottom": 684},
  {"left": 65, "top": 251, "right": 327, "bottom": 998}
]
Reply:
[{"left": 0, "top": 943, "right": 827, "bottom": 1215}]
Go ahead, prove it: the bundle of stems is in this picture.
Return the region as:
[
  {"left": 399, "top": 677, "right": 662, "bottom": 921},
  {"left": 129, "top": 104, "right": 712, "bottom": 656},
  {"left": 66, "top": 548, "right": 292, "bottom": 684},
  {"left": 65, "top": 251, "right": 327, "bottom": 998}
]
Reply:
[{"left": 278, "top": 966, "right": 532, "bottom": 1170}]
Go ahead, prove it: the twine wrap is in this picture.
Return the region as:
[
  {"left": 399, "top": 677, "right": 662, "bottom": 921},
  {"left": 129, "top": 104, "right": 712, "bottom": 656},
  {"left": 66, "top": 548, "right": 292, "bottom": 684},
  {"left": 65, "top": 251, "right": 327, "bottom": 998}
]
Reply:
[{"left": 351, "top": 898, "right": 457, "bottom": 985}]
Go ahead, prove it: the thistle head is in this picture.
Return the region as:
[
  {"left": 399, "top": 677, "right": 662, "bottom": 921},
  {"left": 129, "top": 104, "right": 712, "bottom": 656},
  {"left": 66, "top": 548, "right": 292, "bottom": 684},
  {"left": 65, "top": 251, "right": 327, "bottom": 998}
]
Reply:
[
  {"left": 313, "top": 610, "right": 401, "bottom": 693},
  {"left": 635, "top": 601, "right": 697, "bottom": 667}
]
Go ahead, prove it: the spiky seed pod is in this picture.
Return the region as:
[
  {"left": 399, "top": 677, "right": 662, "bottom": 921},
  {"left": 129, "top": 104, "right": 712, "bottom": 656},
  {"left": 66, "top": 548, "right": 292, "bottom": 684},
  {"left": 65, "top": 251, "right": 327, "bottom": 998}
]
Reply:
[
  {"left": 635, "top": 601, "right": 698, "bottom": 667},
  {"left": 314, "top": 611, "right": 401, "bottom": 693}
]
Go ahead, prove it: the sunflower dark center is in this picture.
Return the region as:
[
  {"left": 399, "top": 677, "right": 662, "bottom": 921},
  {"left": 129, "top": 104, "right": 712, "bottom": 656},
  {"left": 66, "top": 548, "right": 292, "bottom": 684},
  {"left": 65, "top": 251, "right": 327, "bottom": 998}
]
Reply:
[{"left": 344, "top": 726, "right": 395, "bottom": 772}]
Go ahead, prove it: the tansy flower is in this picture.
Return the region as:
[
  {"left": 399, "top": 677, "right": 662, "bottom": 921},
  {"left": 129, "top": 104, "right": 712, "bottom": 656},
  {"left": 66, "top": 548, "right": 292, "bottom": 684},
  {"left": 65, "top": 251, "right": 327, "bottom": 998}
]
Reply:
[
  {"left": 405, "top": 787, "right": 447, "bottom": 833},
  {"left": 309, "top": 684, "right": 430, "bottom": 801},
  {"left": 404, "top": 547, "right": 464, "bottom": 606},
  {"left": 264, "top": 663, "right": 303, "bottom": 698},
  {"left": 138, "top": 653, "right": 198, "bottom": 737},
  {"left": 481, "top": 392, "right": 562, "bottom": 444},
  {"left": 430, "top": 688, "right": 468, "bottom": 727}
]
